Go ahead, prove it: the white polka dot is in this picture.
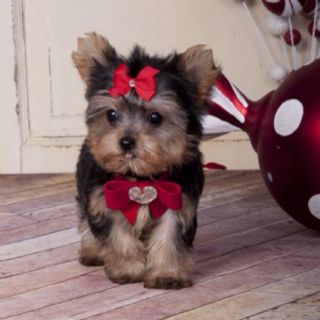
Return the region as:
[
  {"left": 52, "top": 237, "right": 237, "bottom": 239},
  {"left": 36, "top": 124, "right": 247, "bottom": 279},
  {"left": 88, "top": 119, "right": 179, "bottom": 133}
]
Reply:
[
  {"left": 267, "top": 172, "right": 273, "bottom": 183},
  {"left": 308, "top": 194, "right": 320, "bottom": 219},
  {"left": 274, "top": 99, "right": 304, "bottom": 136}
]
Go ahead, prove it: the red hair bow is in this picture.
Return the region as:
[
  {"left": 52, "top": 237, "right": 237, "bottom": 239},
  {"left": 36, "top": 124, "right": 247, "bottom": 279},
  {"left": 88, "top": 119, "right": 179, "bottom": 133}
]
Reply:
[{"left": 107, "top": 64, "right": 160, "bottom": 101}]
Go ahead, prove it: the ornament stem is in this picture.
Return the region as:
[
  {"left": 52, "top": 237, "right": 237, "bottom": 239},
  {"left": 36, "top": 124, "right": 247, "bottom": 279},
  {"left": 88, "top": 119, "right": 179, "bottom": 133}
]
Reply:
[
  {"left": 288, "top": 17, "right": 299, "bottom": 70},
  {"left": 280, "top": 36, "right": 292, "bottom": 69},
  {"left": 310, "top": 0, "right": 319, "bottom": 63},
  {"left": 242, "top": 0, "right": 276, "bottom": 66}
]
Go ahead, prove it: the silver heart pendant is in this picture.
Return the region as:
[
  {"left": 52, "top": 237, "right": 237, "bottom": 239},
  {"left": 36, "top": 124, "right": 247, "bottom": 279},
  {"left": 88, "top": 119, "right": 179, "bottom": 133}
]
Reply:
[{"left": 128, "top": 186, "right": 158, "bottom": 205}]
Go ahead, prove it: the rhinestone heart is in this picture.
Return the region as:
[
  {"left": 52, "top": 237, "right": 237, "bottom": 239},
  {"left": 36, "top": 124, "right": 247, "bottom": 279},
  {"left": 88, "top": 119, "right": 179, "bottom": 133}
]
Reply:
[{"left": 128, "top": 186, "right": 157, "bottom": 205}]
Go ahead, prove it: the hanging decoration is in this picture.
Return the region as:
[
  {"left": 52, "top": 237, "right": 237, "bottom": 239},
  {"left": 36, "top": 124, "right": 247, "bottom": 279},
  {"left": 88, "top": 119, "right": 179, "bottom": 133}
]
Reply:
[{"left": 203, "top": 1, "right": 320, "bottom": 230}]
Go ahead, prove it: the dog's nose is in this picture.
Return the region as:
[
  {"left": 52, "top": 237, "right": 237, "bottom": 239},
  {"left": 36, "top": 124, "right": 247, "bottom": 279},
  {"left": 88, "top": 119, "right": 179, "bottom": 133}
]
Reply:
[{"left": 119, "top": 136, "right": 136, "bottom": 151}]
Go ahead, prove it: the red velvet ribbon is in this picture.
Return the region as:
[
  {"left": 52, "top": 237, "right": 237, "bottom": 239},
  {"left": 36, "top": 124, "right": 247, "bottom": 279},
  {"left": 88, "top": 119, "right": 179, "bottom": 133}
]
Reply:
[
  {"left": 103, "top": 177, "right": 182, "bottom": 224},
  {"left": 203, "top": 162, "right": 226, "bottom": 170},
  {"left": 215, "top": 74, "right": 248, "bottom": 118},
  {"left": 107, "top": 64, "right": 160, "bottom": 101}
]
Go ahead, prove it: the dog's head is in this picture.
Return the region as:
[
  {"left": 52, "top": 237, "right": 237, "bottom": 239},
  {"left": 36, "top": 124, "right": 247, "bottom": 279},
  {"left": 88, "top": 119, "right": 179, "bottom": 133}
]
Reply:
[{"left": 72, "top": 33, "right": 219, "bottom": 177}]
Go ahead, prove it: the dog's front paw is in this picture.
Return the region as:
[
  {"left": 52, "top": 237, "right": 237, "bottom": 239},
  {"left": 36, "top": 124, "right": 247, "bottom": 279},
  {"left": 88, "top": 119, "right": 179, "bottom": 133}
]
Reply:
[
  {"left": 104, "top": 259, "right": 145, "bottom": 284},
  {"left": 144, "top": 274, "right": 192, "bottom": 289},
  {"left": 79, "top": 255, "right": 104, "bottom": 266},
  {"left": 107, "top": 273, "right": 144, "bottom": 284},
  {"left": 79, "top": 247, "right": 104, "bottom": 266}
]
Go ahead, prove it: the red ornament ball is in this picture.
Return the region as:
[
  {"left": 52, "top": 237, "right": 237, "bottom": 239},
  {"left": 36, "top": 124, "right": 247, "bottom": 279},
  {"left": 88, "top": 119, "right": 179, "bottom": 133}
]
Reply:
[
  {"left": 207, "top": 60, "right": 320, "bottom": 230},
  {"left": 284, "top": 29, "right": 302, "bottom": 46}
]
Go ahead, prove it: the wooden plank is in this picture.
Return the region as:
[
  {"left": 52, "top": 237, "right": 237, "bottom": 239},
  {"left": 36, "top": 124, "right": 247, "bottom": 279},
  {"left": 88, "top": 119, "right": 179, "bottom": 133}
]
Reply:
[
  {"left": 202, "top": 178, "right": 268, "bottom": 200},
  {"left": 283, "top": 266, "right": 320, "bottom": 286},
  {"left": 259, "top": 229, "right": 320, "bottom": 253},
  {"left": 0, "top": 243, "right": 78, "bottom": 279},
  {"left": 1, "top": 200, "right": 77, "bottom": 242},
  {"left": 0, "top": 181, "right": 75, "bottom": 205},
  {"left": 203, "top": 170, "right": 249, "bottom": 183},
  {"left": 203, "top": 170, "right": 263, "bottom": 190},
  {"left": 0, "top": 216, "right": 77, "bottom": 245},
  {"left": 21, "top": 202, "right": 78, "bottom": 221},
  {"left": 294, "top": 245, "right": 320, "bottom": 258},
  {"left": 0, "top": 270, "right": 113, "bottom": 319},
  {"left": 0, "top": 212, "right": 35, "bottom": 231},
  {"left": 5, "top": 282, "right": 160, "bottom": 320},
  {"left": 0, "top": 228, "right": 79, "bottom": 261},
  {"left": 0, "top": 174, "right": 73, "bottom": 194},
  {"left": 195, "top": 206, "right": 295, "bottom": 245},
  {"left": 166, "top": 290, "right": 318, "bottom": 320},
  {"left": 0, "top": 260, "right": 95, "bottom": 300},
  {"left": 199, "top": 171, "right": 266, "bottom": 210},
  {"left": 203, "top": 170, "right": 261, "bottom": 186},
  {"left": 198, "top": 193, "right": 277, "bottom": 226},
  {"left": 166, "top": 269, "right": 320, "bottom": 320},
  {"left": 195, "top": 228, "right": 319, "bottom": 281},
  {"left": 199, "top": 183, "right": 268, "bottom": 210},
  {"left": 195, "top": 220, "right": 303, "bottom": 265},
  {"left": 246, "top": 291, "right": 320, "bottom": 320},
  {"left": 0, "top": 190, "right": 75, "bottom": 214}
]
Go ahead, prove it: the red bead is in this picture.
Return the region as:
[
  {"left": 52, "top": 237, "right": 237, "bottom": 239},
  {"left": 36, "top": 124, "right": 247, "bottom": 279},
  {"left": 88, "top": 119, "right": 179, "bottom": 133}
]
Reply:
[
  {"left": 284, "top": 29, "right": 302, "bottom": 46},
  {"left": 261, "top": 0, "right": 304, "bottom": 17},
  {"left": 308, "top": 21, "right": 320, "bottom": 38},
  {"left": 303, "top": 0, "right": 318, "bottom": 15},
  {"left": 262, "top": 0, "right": 285, "bottom": 16}
]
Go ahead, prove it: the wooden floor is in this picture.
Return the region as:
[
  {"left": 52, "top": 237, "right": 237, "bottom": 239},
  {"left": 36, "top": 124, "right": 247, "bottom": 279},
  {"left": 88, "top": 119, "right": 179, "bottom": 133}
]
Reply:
[{"left": 0, "top": 171, "right": 320, "bottom": 320}]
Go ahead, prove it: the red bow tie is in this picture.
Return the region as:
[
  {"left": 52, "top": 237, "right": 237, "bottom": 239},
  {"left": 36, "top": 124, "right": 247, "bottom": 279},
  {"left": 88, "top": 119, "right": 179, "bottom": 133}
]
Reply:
[
  {"left": 103, "top": 177, "right": 182, "bottom": 224},
  {"left": 107, "top": 64, "right": 160, "bottom": 101}
]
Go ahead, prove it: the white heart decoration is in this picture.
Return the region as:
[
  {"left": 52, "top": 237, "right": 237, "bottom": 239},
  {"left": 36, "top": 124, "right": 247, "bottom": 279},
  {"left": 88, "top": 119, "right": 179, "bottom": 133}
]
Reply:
[{"left": 128, "top": 186, "right": 158, "bottom": 204}]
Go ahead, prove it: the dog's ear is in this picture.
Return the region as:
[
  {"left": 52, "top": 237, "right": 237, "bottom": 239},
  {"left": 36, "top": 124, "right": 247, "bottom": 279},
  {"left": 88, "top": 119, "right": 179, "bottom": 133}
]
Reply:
[
  {"left": 72, "top": 32, "right": 117, "bottom": 84},
  {"left": 177, "top": 45, "right": 220, "bottom": 104}
]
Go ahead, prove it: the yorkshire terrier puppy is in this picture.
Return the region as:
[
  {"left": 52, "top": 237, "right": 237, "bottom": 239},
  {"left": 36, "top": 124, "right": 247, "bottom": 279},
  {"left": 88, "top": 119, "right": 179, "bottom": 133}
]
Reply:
[{"left": 72, "top": 33, "right": 218, "bottom": 289}]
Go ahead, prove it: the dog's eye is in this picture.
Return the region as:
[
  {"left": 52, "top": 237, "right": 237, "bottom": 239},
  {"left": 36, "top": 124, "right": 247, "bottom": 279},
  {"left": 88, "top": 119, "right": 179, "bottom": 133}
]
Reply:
[
  {"left": 148, "top": 112, "right": 163, "bottom": 125},
  {"left": 106, "top": 109, "right": 118, "bottom": 123}
]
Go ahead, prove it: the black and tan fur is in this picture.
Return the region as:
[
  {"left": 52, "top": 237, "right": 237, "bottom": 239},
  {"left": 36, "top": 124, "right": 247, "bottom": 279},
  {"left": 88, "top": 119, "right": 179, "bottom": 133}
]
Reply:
[{"left": 73, "top": 33, "right": 218, "bottom": 289}]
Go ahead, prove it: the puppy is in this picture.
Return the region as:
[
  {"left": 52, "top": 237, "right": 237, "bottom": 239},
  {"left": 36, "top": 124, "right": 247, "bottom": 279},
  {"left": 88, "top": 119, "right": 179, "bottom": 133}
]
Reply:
[{"left": 72, "top": 33, "right": 218, "bottom": 289}]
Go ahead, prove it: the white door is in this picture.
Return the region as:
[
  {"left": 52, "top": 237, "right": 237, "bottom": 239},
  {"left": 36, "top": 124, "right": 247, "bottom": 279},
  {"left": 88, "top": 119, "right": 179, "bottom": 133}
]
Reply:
[
  {"left": 2, "top": 0, "right": 265, "bottom": 173},
  {"left": 0, "top": 1, "right": 21, "bottom": 173},
  {"left": 12, "top": 0, "right": 87, "bottom": 173}
]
